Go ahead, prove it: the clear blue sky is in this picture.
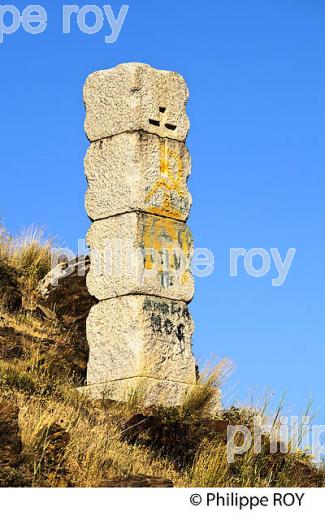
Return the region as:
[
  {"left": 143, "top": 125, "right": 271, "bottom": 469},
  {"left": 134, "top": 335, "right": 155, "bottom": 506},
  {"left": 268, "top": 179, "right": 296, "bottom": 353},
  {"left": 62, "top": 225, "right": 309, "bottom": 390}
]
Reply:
[{"left": 1, "top": 1, "right": 324, "bottom": 429}]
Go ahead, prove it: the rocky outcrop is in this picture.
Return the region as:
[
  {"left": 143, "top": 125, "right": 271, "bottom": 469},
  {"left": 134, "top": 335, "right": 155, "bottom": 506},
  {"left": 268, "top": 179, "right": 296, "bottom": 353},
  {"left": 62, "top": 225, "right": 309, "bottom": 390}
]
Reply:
[
  {"left": 36, "top": 256, "right": 96, "bottom": 379},
  {"left": 0, "top": 255, "right": 94, "bottom": 380},
  {"left": 37, "top": 256, "right": 95, "bottom": 326}
]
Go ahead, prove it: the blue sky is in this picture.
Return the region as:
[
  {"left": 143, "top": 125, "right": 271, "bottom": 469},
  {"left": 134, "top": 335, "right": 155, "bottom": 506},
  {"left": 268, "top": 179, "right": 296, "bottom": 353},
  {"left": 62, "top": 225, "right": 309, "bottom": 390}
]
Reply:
[{"left": 0, "top": 0, "right": 324, "bottom": 429}]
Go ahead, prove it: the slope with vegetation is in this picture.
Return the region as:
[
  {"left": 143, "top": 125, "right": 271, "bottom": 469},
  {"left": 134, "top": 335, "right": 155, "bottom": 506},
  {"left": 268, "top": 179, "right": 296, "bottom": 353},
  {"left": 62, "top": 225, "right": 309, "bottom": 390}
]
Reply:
[{"left": 0, "top": 226, "right": 324, "bottom": 487}]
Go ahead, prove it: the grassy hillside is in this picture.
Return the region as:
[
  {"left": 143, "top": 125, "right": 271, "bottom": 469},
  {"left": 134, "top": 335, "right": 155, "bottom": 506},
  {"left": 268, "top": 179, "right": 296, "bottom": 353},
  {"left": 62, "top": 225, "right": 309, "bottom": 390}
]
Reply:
[{"left": 0, "top": 226, "right": 324, "bottom": 487}]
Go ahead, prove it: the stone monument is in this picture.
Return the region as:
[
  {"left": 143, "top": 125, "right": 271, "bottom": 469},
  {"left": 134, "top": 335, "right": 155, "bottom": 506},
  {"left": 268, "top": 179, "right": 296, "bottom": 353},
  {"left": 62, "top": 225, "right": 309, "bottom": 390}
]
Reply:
[{"left": 82, "top": 63, "right": 198, "bottom": 407}]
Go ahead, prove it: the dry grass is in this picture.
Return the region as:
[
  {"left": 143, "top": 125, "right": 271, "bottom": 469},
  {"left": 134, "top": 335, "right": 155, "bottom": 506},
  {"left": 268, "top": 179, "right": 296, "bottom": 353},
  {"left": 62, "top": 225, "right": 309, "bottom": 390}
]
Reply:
[
  {"left": 0, "top": 306, "right": 57, "bottom": 341},
  {"left": 1, "top": 361, "right": 322, "bottom": 488},
  {"left": 18, "top": 390, "right": 182, "bottom": 487},
  {"left": 181, "top": 358, "right": 233, "bottom": 418},
  {"left": 0, "top": 225, "right": 53, "bottom": 305}
]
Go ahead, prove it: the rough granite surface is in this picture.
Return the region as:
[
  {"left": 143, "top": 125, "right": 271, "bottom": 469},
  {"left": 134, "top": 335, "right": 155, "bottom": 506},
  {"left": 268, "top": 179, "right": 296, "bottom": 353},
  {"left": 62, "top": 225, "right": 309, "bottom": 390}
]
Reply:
[
  {"left": 85, "top": 132, "right": 191, "bottom": 222},
  {"left": 86, "top": 212, "right": 194, "bottom": 302},
  {"left": 86, "top": 295, "right": 196, "bottom": 386},
  {"left": 84, "top": 62, "right": 190, "bottom": 142}
]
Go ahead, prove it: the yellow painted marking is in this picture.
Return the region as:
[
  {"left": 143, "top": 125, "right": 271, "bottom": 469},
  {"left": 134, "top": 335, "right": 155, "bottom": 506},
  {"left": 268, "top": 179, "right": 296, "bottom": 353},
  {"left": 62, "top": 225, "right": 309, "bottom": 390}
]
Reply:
[
  {"left": 145, "top": 140, "right": 188, "bottom": 220},
  {"left": 142, "top": 215, "right": 191, "bottom": 287}
]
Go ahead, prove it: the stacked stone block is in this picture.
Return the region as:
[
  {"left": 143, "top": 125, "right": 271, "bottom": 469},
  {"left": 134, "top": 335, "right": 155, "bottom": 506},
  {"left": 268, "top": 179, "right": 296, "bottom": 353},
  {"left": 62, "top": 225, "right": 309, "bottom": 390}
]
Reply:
[{"left": 82, "top": 63, "right": 198, "bottom": 407}]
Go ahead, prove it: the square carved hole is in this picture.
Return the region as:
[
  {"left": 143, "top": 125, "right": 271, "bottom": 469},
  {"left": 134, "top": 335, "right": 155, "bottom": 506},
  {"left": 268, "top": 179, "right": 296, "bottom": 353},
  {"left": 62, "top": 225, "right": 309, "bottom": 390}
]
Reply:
[
  {"left": 165, "top": 123, "right": 177, "bottom": 131},
  {"left": 149, "top": 119, "right": 160, "bottom": 127}
]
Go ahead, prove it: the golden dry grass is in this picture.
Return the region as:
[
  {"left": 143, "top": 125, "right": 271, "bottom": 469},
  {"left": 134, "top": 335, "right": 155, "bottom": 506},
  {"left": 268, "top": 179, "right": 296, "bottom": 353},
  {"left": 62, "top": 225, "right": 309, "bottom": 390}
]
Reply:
[
  {"left": 1, "top": 334, "right": 324, "bottom": 487},
  {"left": 17, "top": 389, "right": 182, "bottom": 487},
  {"left": 1, "top": 364, "right": 322, "bottom": 487},
  {"left": 0, "top": 225, "right": 53, "bottom": 305}
]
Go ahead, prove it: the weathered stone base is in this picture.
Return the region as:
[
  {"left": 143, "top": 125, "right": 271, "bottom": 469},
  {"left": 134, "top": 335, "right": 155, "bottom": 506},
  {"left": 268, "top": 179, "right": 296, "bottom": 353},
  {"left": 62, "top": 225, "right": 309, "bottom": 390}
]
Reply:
[
  {"left": 86, "top": 296, "right": 196, "bottom": 386},
  {"left": 78, "top": 376, "right": 221, "bottom": 413}
]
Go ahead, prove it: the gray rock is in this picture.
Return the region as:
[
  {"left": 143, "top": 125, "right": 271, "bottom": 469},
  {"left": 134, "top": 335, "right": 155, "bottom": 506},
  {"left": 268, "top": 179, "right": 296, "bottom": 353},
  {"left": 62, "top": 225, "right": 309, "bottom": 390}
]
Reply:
[
  {"left": 36, "top": 257, "right": 97, "bottom": 379},
  {"left": 37, "top": 256, "right": 96, "bottom": 326}
]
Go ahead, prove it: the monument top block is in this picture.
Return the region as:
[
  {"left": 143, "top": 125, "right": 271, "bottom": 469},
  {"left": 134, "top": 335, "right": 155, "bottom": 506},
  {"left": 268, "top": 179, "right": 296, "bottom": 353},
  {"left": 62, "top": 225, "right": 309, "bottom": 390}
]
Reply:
[{"left": 84, "top": 62, "right": 190, "bottom": 142}]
